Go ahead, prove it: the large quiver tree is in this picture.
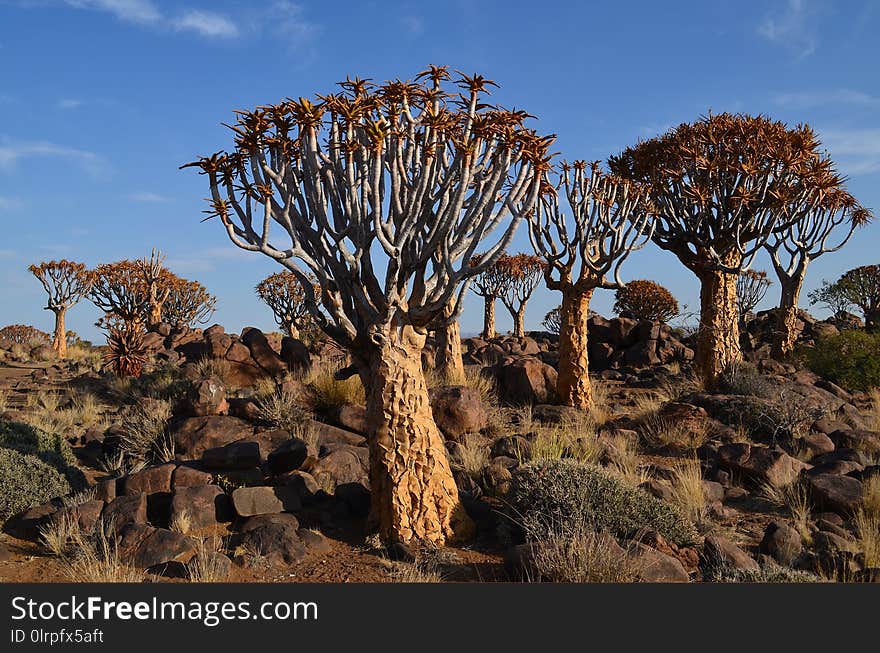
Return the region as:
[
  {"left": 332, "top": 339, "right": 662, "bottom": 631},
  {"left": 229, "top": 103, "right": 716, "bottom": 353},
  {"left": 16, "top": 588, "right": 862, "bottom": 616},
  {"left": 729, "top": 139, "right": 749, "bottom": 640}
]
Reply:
[
  {"left": 765, "top": 189, "right": 871, "bottom": 356},
  {"left": 89, "top": 260, "right": 152, "bottom": 328},
  {"left": 610, "top": 113, "right": 831, "bottom": 386},
  {"left": 164, "top": 278, "right": 217, "bottom": 329},
  {"left": 185, "top": 66, "right": 552, "bottom": 544},
  {"left": 27, "top": 260, "right": 93, "bottom": 358},
  {"left": 530, "top": 161, "right": 653, "bottom": 409}
]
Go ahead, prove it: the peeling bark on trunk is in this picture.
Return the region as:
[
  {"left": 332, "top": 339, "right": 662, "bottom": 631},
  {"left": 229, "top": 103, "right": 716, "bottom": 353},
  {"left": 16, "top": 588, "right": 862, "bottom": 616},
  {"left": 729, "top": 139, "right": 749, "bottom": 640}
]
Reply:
[
  {"left": 358, "top": 326, "right": 474, "bottom": 545},
  {"left": 513, "top": 305, "right": 526, "bottom": 338},
  {"left": 52, "top": 308, "right": 67, "bottom": 359},
  {"left": 147, "top": 301, "right": 163, "bottom": 331},
  {"left": 435, "top": 316, "right": 465, "bottom": 384},
  {"left": 771, "top": 277, "right": 802, "bottom": 359},
  {"left": 557, "top": 287, "right": 594, "bottom": 409},
  {"left": 482, "top": 296, "right": 496, "bottom": 339},
  {"left": 695, "top": 260, "right": 742, "bottom": 387}
]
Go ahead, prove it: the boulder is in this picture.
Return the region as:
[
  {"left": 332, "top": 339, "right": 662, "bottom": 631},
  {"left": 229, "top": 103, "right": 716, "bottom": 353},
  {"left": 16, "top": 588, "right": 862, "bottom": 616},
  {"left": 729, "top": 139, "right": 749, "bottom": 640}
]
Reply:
[
  {"left": 187, "top": 378, "right": 228, "bottom": 417},
  {"left": 429, "top": 385, "right": 488, "bottom": 440},
  {"left": 267, "top": 439, "right": 309, "bottom": 474},
  {"left": 201, "top": 440, "right": 262, "bottom": 470},
  {"left": 102, "top": 493, "right": 148, "bottom": 528},
  {"left": 310, "top": 446, "right": 369, "bottom": 492},
  {"left": 327, "top": 404, "right": 368, "bottom": 436},
  {"left": 702, "top": 535, "right": 759, "bottom": 572},
  {"left": 486, "top": 356, "right": 558, "bottom": 405},
  {"left": 127, "top": 526, "right": 197, "bottom": 570},
  {"left": 807, "top": 473, "right": 863, "bottom": 515},
  {"left": 630, "top": 543, "right": 690, "bottom": 582},
  {"left": 172, "top": 416, "right": 255, "bottom": 459},
  {"left": 759, "top": 520, "right": 803, "bottom": 566},
  {"left": 716, "top": 443, "right": 810, "bottom": 488},
  {"left": 231, "top": 486, "right": 301, "bottom": 517},
  {"left": 280, "top": 336, "right": 311, "bottom": 375},
  {"left": 311, "top": 420, "right": 366, "bottom": 450},
  {"left": 241, "top": 327, "right": 287, "bottom": 377},
  {"left": 235, "top": 513, "right": 305, "bottom": 565},
  {"left": 122, "top": 463, "right": 175, "bottom": 496},
  {"left": 172, "top": 465, "right": 213, "bottom": 489},
  {"left": 170, "top": 485, "right": 233, "bottom": 529}
]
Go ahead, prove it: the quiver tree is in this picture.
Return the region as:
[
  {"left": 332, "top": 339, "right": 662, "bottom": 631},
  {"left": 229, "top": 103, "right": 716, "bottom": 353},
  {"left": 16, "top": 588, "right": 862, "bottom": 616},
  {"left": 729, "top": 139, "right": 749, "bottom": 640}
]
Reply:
[
  {"left": 529, "top": 161, "right": 653, "bottom": 409},
  {"left": 89, "top": 260, "right": 152, "bottom": 328},
  {"left": 542, "top": 306, "right": 561, "bottom": 334},
  {"left": 256, "top": 271, "right": 320, "bottom": 338},
  {"left": 496, "top": 253, "right": 546, "bottom": 337},
  {"left": 834, "top": 265, "right": 880, "bottom": 331},
  {"left": 432, "top": 300, "right": 465, "bottom": 383},
  {"left": 137, "top": 249, "right": 174, "bottom": 329},
  {"left": 27, "top": 259, "right": 93, "bottom": 358},
  {"left": 765, "top": 188, "right": 871, "bottom": 356},
  {"left": 469, "top": 255, "right": 507, "bottom": 338},
  {"left": 808, "top": 278, "right": 854, "bottom": 320},
  {"left": 736, "top": 269, "right": 772, "bottom": 323},
  {"left": 184, "top": 66, "right": 552, "bottom": 544},
  {"left": 610, "top": 113, "right": 833, "bottom": 386},
  {"left": 0, "top": 324, "right": 49, "bottom": 346},
  {"left": 164, "top": 278, "right": 217, "bottom": 329},
  {"left": 613, "top": 279, "right": 679, "bottom": 322}
]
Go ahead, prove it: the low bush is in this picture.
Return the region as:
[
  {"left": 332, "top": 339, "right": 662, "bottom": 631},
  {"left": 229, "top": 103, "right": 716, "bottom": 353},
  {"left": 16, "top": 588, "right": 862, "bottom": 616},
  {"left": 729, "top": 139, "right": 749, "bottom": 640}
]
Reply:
[
  {"left": 0, "top": 419, "right": 76, "bottom": 468},
  {"left": 505, "top": 459, "right": 698, "bottom": 546},
  {"left": 0, "top": 448, "right": 71, "bottom": 524},
  {"left": 800, "top": 330, "right": 880, "bottom": 392}
]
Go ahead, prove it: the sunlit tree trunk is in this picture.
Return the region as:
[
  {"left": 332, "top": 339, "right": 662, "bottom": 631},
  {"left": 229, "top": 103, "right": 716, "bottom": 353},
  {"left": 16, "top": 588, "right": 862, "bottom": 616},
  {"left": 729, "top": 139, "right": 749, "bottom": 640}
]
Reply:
[
  {"left": 483, "top": 296, "right": 496, "bottom": 339},
  {"left": 513, "top": 305, "right": 526, "bottom": 338},
  {"left": 435, "top": 302, "right": 465, "bottom": 383},
  {"left": 557, "top": 287, "right": 594, "bottom": 409},
  {"left": 695, "top": 256, "right": 742, "bottom": 387},
  {"left": 771, "top": 277, "right": 802, "bottom": 359},
  {"left": 147, "top": 299, "right": 164, "bottom": 331},
  {"left": 358, "top": 327, "right": 474, "bottom": 545},
  {"left": 51, "top": 308, "right": 67, "bottom": 359},
  {"left": 286, "top": 320, "right": 300, "bottom": 340}
]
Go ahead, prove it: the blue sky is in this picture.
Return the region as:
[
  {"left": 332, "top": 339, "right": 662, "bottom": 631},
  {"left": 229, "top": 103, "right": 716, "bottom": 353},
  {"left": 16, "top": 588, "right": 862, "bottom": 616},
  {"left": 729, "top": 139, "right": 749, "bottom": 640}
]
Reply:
[{"left": 1, "top": 0, "right": 878, "bottom": 342}]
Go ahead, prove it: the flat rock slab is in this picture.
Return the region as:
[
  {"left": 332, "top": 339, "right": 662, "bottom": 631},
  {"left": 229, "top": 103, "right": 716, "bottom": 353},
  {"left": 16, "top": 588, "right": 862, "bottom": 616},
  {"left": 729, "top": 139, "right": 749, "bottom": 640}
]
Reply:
[{"left": 232, "top": 486, "right": 301, "bottom": 517}]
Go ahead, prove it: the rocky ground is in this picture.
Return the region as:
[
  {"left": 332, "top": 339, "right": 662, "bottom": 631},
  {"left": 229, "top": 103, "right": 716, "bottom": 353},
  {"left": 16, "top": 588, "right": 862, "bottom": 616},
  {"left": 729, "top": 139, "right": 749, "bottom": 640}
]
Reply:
[{"left": 0, "top": 308, "right": 878, "bottom": 583}]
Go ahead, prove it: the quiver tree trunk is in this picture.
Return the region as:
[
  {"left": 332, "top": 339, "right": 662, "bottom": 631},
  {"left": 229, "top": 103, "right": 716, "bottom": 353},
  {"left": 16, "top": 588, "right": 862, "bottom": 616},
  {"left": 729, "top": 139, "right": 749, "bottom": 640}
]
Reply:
[
  {"left": 482, "top": 296, "right": 496, "bottom": 339},
  {"left": 147, "top": 300, "right": 163, "bottom": 331},
  {"left": 358, "top": 326, "right": 474, "bottom": 545},
  {"left": 513, "top": 305, "right": 526, "bottom": 338},
  {"left": 286, "top": 320, "right": 300, "bottom": 340},
  {"left": 771, "top": 278, "right": 802, "bottom": 359},
  {"left": 557, "top": 287, "right": 595, "bottom": 409},
  {"left": 434, "top": 303, "right": 465, "bottom": 383},
  {"left": 695, "top": 260, "right": 742, "bottom": 387},
  {"left": 51, "top": 308, "right": 67, "bottom": 359}
]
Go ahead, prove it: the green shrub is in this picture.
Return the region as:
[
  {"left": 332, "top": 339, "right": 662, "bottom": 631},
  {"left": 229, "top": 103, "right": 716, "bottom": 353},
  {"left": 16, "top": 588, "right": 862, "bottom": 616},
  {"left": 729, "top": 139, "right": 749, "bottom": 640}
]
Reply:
[
  {"left": 0, "top": 448, "right": 71, "bottom": 524},
  {"left": 0, "top": 420, "right": 76, "bottom": 468},
  {"left": 716, "top": 361, "right": 773, "bottom": 398},
  {"left": 505, "top": 459, "right": 698, "bottom": 546},
  {"left": 800, "top": 330, "right": 880, "bottom": 392}
]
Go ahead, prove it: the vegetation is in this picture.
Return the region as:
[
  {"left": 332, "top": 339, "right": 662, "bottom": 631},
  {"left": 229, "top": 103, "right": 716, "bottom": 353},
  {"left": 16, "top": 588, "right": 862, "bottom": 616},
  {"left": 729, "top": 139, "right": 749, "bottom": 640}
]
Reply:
[
  {"left": 496, "top": 253, "right": 547, "bottom": 338},
  {"left": 0, "top": 448, "right": 71, "bottom": 524},
  {"left": 801, "top": 330, "right": 880, "bottom": 391},
  {"left": 28, "top": 259, "right": 94, "bottom": 358},
  {"left": 736, "top": 270, "right": 772, "bottom": 321},
  {"left": 256, "top": 271, "right": 319, "bottom": 339},
  {"left": 506, "top": 459, "right": 698, "bottom": 546},
  {"left": 614, "top": 280, "right": 679, "bottom": 323}
]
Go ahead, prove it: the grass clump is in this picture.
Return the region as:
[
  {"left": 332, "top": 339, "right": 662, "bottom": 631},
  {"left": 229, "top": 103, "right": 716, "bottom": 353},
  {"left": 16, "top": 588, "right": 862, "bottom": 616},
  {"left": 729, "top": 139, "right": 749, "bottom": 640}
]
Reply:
[
  {"left": 119, "top": 398, "right": 174, "bottom": 463},
  {"left": 506, "top": 459, "right": 698, "bottom": 547},
  {"left": 668, "top": 459, "right": 708, "bottom": 525},
  {"left": 308, "top": 364, "right": 365, "bottom": 412},
  {"left": 715, "top": 561, "right": 823, "bottom": 583}
]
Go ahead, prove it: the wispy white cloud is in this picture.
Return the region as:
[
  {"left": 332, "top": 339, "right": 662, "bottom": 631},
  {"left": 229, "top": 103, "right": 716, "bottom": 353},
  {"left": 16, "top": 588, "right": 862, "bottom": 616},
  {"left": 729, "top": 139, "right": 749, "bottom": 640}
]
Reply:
[
  {"left": 57, "top": 98, "right": 83, "bottom": 109},
  {"left": 0, "top": 196, "right": 24, "bottom": 211},
  {"left": 173, "top": 10, "right": 238, "bottom": 38},
  {"left": 773, "top": 89, "right": 880, "bottom": 108},
  {"left": 129, "top": 191, "right": 169, "bottom": 202},
  {"left": 51, "top": 0, "right": 319, "bottom": 45},
  {"left": 757, "top": 0, "right": 818, "bottom": 59},
  {"left": 64, "top": 0, "right": 161, "bottom": 26},
  {"left": 820, "top": 128, "right": 880, "bottom": 176},
  {"left": 0, "top": 140, "right": 109, "bottom": 177}
]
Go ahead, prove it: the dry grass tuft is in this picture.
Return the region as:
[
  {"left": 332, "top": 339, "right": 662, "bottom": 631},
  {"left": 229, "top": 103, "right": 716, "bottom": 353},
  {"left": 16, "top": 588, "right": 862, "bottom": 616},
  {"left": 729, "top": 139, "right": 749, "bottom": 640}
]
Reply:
[
  {"left": 254, "top": 389, "right": 309, "bottom": 435},
  {"left": 169, "top": 509, "right": 192, "bottom": 535},
  {"left": 388, "top": 560, "right": 444, "bottom": 583},
  {"left": 119, "top": 398, "right": 173, "bottom": 463},
  {"left": 760, "top": 480, "right": 813, "bottom": 544},
  {"left": 194, "top": 357, "right": 233, "bottom": 385},
  {"left": 309, "top": 364, "right": 365, "bottom": 412},
  {"left": 42, "top": 517, "right": 144, "bottom": 583},
  {"left": 455, "top": 434, "right": 490, "bottom": 479},
  {"left": 527, "top": 520, "right": 643, "bottom": 583},
  {"left": 640, "top": 415, "right": 709, "bottom": 452},
  {"left": 865, "top": 388, "right": 880, "bottom": 433},
  {"left": 668, "top": 459, "right": 707, "bottom": 524},
  {"left": 186, "top": 537, "right": 228, "bottom": 582},
  {"left": 603, "top": 432, "right": 647, "bottom": 487}
]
